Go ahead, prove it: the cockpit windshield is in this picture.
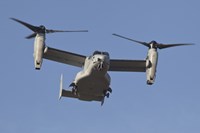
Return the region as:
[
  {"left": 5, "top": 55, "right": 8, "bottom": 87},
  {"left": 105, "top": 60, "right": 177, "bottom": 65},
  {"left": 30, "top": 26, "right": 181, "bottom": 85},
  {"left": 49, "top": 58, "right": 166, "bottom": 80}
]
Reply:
[{"left": 93, "top": 51, "right": 109, "bottom": 56}]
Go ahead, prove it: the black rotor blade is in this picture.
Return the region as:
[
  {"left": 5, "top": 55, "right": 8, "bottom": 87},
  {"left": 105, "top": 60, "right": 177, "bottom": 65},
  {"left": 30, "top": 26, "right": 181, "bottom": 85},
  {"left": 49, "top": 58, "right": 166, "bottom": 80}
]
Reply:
[
  {"left": 26, "top": 33, "right": 37, "bottom": 39},
  {"left": 112, "top": 33, "right": 149, "bottom": 47},
  {"left": 157, "top": 43, "right": 194, "bottom": 49},
  {"left": 11, "top": 18, "right": 40, "bottom": 32},
  {"left": 46, "top": 29, "right": 88, "bottom": 34}
]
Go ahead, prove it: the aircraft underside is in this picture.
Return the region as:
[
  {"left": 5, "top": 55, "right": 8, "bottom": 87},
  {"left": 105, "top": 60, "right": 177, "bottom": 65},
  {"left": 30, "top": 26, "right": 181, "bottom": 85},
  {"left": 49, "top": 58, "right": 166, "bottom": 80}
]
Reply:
[
  {"left": 59, "top": 72, "right": 112, "bottom": 105},
  {"left": 70, "top": 71, "right": 111, "bottom": 101}
]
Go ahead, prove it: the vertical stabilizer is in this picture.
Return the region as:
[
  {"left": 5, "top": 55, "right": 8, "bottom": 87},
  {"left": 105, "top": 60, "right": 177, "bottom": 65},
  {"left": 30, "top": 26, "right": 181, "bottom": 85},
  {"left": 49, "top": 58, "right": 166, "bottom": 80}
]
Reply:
[{"left": 59, "top": 74, "right": 63, "bottom": 100}]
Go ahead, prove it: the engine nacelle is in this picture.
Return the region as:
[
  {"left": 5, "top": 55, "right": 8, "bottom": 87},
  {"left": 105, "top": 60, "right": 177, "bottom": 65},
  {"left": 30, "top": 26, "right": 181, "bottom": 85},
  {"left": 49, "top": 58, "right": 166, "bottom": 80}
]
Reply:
[
  {"left": 146, "top": 48, "right": 158, "bottom": 85},
  {"left": 33, "top": 33, "right": 45, "bottom": 70}
]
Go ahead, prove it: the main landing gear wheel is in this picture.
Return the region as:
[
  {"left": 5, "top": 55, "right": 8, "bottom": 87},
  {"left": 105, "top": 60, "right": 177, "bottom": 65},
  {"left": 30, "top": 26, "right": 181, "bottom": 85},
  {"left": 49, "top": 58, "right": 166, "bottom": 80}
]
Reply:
[
  {"left": 105, "top": 93, "right": 109, "bottom": 98},
  {"left": 69, "top": 83, "right": 78, "bottom": 95},
  {"left": 103, "top": 90, "right": 110, "bottom": 98},
  {"left": 107, "top": 87, "right": 112, "bottom": 93}
]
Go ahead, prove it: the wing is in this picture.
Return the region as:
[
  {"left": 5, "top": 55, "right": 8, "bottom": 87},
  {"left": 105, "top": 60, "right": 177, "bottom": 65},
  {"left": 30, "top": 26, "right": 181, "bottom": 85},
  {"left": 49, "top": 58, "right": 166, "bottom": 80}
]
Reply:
[
  {"left": 109, "top": 59, "right": 146, "bottom": 72},
  {"left": 43, "top": 46, "right": 86, "bottom": 67}
]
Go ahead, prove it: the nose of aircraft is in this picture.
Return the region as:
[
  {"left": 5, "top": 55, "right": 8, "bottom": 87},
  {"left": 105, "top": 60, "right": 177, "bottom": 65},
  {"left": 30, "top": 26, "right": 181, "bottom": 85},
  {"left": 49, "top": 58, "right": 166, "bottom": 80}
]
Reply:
[
  {"left": 97, "top": 58, "right": 102, "bottom": 62},
  {"left": 93, "top": 54, "right": 110, "bottom": 71},
  {"left": 97, "top": 61, "right": 104, "bottom": 71},
  {"left": 96, "top": 56, "right": 107, "bottom": 71}
]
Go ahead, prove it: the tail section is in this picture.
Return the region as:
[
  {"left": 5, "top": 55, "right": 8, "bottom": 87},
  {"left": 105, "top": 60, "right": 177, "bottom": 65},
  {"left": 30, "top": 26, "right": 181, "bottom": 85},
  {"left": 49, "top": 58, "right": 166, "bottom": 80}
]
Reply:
[
  {"left": 59, "top": 74, "right": 63, "bottom": 100},
  {"left": 59, "top": 74, "right": 79, "bottom": 100},
  {"left": 58, "top": 74, "right": 105, "bottom": 105}
]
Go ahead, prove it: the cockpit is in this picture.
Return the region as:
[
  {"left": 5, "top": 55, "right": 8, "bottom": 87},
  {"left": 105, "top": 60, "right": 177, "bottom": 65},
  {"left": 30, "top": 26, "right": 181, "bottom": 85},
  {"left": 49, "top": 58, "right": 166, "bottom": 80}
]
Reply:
[{"left": 93, "top": 51, "right": 109, "bottom": 56}]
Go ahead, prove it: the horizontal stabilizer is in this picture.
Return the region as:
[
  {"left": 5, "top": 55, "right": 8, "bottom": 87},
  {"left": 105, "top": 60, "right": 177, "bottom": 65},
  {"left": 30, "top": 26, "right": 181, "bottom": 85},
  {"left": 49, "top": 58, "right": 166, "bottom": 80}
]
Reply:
[
  {"left": 59, "top": 74, "right": 79, "bottom": 100},
  {"left": 60, "top": 89, "right": 79, "bottom": 99}
]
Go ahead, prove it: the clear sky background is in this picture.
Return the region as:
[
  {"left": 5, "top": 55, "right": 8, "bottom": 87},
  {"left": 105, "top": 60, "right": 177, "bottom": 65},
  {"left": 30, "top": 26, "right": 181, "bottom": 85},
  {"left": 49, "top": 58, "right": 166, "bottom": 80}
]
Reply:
[{"left": 0, "top": 0, "right": 200, "bottom": 133}]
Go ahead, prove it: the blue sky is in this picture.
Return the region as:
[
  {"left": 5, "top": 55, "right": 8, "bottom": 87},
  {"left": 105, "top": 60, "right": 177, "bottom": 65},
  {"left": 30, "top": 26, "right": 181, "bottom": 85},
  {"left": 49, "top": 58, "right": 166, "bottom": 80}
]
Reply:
[{"left": 0, "top": 0, "right": 200, "bottom": 133}]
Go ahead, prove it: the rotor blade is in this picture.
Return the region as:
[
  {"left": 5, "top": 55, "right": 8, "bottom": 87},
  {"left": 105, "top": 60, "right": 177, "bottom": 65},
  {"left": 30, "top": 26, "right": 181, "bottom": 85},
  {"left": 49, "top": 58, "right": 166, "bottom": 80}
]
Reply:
[
  {"left": 112, "top": 33, "right": 149, "bottom": 47},
  {"left": 157, "top": 43, "right": 194, "bottom": 49},
  {"left": 11, "top": 18, "right": 40, "bottom": 32},
  {"left": 25, "top": 33, "right": 37, "bottom": 39},
  {"left": 46, "top": 29, "right": 88, "bottom": 34}
]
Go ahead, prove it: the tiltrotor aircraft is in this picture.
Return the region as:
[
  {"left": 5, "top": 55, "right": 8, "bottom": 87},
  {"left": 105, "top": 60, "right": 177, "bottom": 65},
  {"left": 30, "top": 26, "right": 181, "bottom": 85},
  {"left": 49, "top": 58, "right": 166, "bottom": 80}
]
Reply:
[{"left": 11, "top": 18, "right": 193, "bottom": 105}]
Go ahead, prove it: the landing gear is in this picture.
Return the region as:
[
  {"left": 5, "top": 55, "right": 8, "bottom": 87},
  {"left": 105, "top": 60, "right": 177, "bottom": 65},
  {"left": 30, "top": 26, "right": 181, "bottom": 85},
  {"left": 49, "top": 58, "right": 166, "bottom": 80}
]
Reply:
[
  {"left": 103, "top": 90, "right": 109, "bottom": 98},
  {"left": 103, "top": 87, "right": 112, "bottom": 98},
  {"left": 101, "top": 88, "right": 112, "bottom": 106},
  {"left": 105, "top": 93, "right": 109, "bottom": 98},
  {"left": 69, "top": 83, "right": 78, "bottom": 95},
  {"left": 107, "top": 87, "right": 112, "bottom": 93}
]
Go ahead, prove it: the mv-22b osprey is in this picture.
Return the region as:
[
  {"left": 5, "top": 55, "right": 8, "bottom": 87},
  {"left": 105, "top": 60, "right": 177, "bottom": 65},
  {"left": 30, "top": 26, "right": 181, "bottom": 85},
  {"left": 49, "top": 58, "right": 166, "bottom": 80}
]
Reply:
[{"left": 11, "top": 18, "right": 193, "bottom": 105}]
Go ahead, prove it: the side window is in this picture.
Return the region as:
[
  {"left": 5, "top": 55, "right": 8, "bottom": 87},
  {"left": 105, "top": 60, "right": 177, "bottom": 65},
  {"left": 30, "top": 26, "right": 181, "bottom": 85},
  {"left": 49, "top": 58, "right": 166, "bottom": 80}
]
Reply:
[
  {"left": 93, "top": 51, "right": 101, "bottom": 55},
  {"left": 88, "top": 56, "right": 92, "bottom": 59}
]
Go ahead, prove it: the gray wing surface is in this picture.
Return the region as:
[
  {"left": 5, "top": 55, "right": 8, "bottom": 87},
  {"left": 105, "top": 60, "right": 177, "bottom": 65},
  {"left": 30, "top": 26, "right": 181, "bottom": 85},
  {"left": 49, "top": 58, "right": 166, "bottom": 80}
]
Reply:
[
  {"left": 109, "top": 59, "right": 146, "bottom": 72},
  {"left": 43, "top": 46, "right": 86, "bottom": 67}
]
